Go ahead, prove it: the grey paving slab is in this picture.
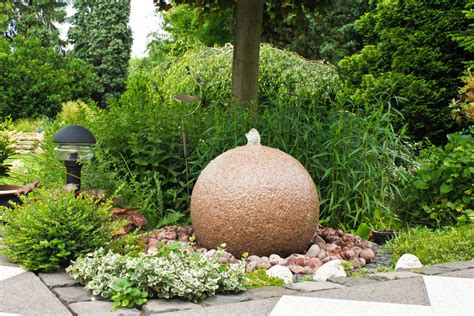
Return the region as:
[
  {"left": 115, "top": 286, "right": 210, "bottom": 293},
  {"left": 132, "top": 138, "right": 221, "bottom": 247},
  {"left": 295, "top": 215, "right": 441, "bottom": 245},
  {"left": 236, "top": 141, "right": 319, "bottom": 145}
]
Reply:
[
  {"left": 38, "top": 270, "right": 80, "bottom": 288},
  {"left": 200, "top": 292, "right": 252, "bottom": 307},
  {"left": 0, "top": 271, "right": 71, "bottom": 315},
  {"left": 431, "top": 260, "right": 474, "bottom": 271},
  {"left": 162, "top": 298, "right": 279, "bottom": 316},
  {"left": 143, "top": 299, "right": 202, "bottom": 315},
  {"left": 0, "top": 254, "right": 18, "bottom": 267},
  {"left": 270, "top": 295, "right": 432, "bottom": 316},
  {"left": 69, "top": 301, "right": 141, "bottom": 316},
  {"left": 327, "top": 276, "right": 380, "bottom": 287},
  {"left": 408, "top": 265, "right": 452, "bottom": 275},
  {"left": 246, "top": 286, "right": 297, "bottom": 299},
  {"left": 301, "top": 276, "right": 431, "bottom": 306},
  {"left": 369, "top": 271, "right": 421, "bottom": 281},
  {"left": 53, "top": 286, "right": 93, "bottom": 304},
  {"left": 437, "top": 268, "right": 474, "bottom": 279},
  {"left": 285, "top": 281, "right": 344, "bottom": 293}
]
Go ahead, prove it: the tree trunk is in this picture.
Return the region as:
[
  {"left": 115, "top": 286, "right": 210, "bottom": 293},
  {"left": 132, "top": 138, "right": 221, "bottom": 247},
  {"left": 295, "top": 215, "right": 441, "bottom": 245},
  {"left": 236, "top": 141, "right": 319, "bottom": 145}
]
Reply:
[{"left": 232, "top": 0, "right": 264, "bottom": 113}]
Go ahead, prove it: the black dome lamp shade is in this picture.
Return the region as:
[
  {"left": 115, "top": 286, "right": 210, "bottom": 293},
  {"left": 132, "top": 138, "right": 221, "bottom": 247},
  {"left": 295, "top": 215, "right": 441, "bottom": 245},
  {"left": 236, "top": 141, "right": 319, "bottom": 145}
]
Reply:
[{"left": 52, "top": 125, "right": 96, "bottom": 190}]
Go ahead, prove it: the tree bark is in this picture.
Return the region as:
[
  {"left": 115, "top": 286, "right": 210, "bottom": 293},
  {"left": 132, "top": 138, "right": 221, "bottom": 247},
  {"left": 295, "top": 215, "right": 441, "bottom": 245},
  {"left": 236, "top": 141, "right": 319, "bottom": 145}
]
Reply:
[{"left": 232, "top": 0, "right": 264, "bottom": 113}]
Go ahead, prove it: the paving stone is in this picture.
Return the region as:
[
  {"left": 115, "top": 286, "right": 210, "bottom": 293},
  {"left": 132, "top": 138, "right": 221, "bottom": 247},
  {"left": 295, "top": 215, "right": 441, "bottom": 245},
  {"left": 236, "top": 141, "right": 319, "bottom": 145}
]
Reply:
[
  {"left": 38, "top": 271, "right": 80, "bottom": 288},
  {"left": 0, "top": 271, "right": 71, "bottom": 315},
  {"left": 285, "top": 281, "right": 344, "bottom": 293},
  {"left": 69, "top": 301, "right": 141, "bottom": 316},
  {"left": 431, "top": 260, "right": 474, "bottom": 271},
  {"left": 200, "top": 292, "right": 252, "bottom": 307},
  {"left": 0, "top": 254, "right": 18, "bottom": 267},
  {"left": 245, "top": 286, "right": 297, "bottom": 300},
  {"left": 408, "top": 265, "right": 452, "bottom": 275},
  {"left": 53, "top": 286, "right": 93, "bottom": 304},
  {"left": 301, "top": 276, "right": 431, "bottom": 306},
  {"left": 369, "top": 271, "right": 421, "bottom": 281},
  {"left": 143, "top": 299, "right": 202, "bottom": 315},
  {"left": 437, "top": 269, "right": 474, "bottom": 279},
  {"left": 163, "top": 298, "right": 280, "bottom": 316},
  {"left": 327, "top": 276, "right": 379, "bottom": 287}
]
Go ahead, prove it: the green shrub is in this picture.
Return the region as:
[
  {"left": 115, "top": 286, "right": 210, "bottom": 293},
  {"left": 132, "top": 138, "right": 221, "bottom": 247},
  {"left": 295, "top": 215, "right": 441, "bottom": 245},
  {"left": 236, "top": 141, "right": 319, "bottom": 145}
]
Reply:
[
  {"left": 66, "top": 244, "right": 246, "bottom": 304},
  {"left": 0, "top": 131, "right": 15, "bottom": 178},
  {"left": 339, "top": 0, "right": 468, "bottom": 142},
  {"left": 402, "top": 127, "right": 474, "bottom": 227},
  {"left": 0, "top": 188, "right": 118, "bottom": 272},
  {"left": 385, "top": 224, "right": 474, "bottom": 265},
  {"left": 0, "top": 36, "right": 97, "bottom": 119}
]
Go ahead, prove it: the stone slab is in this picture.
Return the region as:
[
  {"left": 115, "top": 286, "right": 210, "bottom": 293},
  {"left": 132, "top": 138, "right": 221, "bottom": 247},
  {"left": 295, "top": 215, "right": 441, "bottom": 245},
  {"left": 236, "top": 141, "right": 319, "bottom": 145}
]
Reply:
[
  {"left": 200, "top": 292, "right": 252, "bottom": 307},
  {"left": 369, "top": 271, "right": 421, "bottom": 281},
  {"left": 69, "top": 301, "right": 140, "bottom": 316},
  {"left": 0, "top": 271, "right": 71, "bottom": 315},
  {"left": 437, "top": 269, "right": 474, "bottom": 279},
  {"left": 0, "top": 266, "right": 25, "bottom": 282},
  {"left": 143, "top": 299, "right": 202, "bottom": 315},
  {"left": 423, "top": 275, "right": 473, "bottom": 315},
  {"left": 408, "top": 266, "right": 452, "bottom": 275},
  {"left": 431, "top": 260, "right": 474, "bottom": 271},
  {"left": 246, "top": 286, "right": 297, "bottom": 300},
  {"left": 0, "top": 254, "right": 18, "bottom": 267},
  {"left": 301, "top": 276, "right": 431, "bottom": 306},
  {"left": 285, "top": 281, "right": 344, "bottom": 293},
  {"left": 53, "top": 286, "right": 93, "bottom": 304},
  {"left": 270, "top": 295, "right": 432, "bottom": 316},
  {"left": 38, "top": 271, "right": 80, "bottom": 288},
  {"left": 327, "top": 276, "right": 379, "bottom": 287},
  {"left": 163, "top": 298, "right": 280, "bottom": 316}
]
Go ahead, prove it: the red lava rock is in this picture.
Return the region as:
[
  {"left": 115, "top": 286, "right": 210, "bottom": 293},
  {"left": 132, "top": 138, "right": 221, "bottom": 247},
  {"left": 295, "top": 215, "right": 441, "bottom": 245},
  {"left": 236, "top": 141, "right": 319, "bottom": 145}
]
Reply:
[
  {"left": 312, "top": 235, "right": 326, "bottom": 247},
  {"left": 190, "top": 138, "right": 320, "bottom": 257},
  {"left": 320, "top": 228, "right": 335, "bottom": 239},
  {"left": 325, "top": 244, "right": 341, "bottom": 254},
  {"left": 163, "top": 231, "right": 178, "bottom": 240},
  {"left": 147, "top": 238, "right": 158, "bottom": 248},
  {"left": 351, "top": 257, "right": 364, "bottom": 269},
  {"left": 340, "top": 248, "right": 356, "bottom": 260}
]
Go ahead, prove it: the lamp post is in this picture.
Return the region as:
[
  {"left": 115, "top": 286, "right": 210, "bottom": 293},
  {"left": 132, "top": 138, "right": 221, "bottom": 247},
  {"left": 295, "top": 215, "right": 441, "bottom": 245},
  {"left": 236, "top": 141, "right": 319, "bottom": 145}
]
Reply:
[{"left": 52, "top": 125, "right": 96, "bottom": 191}]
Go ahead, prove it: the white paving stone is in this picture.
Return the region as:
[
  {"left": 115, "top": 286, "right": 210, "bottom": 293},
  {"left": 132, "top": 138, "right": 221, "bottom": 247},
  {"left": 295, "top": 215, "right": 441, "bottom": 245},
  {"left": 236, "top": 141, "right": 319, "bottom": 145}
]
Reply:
[
  {"left": 423, "top": 275, "right": 473, "bottom": 315},
  {"left": 270, "top": 295, "right": 433, "bottom": 315},
  {"left": 0, "top": 266, "right": 25, "bottom": 282}
]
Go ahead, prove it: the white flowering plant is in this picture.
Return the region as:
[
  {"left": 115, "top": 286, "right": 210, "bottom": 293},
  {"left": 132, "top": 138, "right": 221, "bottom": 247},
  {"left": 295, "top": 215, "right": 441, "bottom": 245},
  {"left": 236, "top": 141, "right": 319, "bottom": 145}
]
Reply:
[{"left": 66, "top": 241, "right": 247, "bottom": 306}]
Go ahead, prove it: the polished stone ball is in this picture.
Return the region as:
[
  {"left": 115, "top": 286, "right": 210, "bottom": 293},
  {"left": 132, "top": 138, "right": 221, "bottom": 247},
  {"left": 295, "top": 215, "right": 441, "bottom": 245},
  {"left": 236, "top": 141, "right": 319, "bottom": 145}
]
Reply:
[{"left": 191, "top": 140, "right": 319, "bottom": 257}]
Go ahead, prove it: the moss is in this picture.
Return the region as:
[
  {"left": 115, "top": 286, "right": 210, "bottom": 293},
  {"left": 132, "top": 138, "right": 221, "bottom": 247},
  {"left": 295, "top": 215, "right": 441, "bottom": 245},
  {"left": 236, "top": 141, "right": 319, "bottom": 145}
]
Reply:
[
  {"left": 385, "top": 224, "right": 474, "bottom": 266},
  {"left": 244, "top": 269, "right": 285, "bottom": 288}
]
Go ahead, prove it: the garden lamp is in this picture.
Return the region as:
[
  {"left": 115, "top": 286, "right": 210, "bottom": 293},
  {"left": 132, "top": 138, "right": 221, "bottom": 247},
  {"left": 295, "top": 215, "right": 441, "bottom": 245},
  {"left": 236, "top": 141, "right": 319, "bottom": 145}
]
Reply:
[{"left": 52, "top": 125, "right": 96, "bottom": 191}]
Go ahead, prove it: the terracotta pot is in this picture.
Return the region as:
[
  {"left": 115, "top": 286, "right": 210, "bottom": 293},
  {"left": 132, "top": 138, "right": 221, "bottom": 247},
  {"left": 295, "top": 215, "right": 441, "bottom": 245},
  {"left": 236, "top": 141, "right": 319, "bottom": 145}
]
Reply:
[
  {"left": 0, "top": 184, "right": 23, "bottom": 207},
  {"left": 372, "top": 230, "right": 397, "bottom": 245}
]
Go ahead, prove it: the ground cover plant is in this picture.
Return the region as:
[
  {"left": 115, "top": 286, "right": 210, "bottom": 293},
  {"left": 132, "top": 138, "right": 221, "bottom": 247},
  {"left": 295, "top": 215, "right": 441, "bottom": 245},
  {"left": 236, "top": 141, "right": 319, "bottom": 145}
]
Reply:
[
  {"left": 66, "top": 243, "right": 247, "bottom": 309},
  {"left": 0, "top": 187, "right": 122, "bottom": 272},
  {"left": 385, "top": 224, "right": 474, "bottom": 265}
]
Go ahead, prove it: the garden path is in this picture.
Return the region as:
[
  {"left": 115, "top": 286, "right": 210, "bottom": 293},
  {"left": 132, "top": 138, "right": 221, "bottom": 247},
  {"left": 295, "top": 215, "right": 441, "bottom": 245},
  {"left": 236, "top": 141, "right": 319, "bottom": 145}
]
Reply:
[{"left": 0, "top": 253, "right": 472, "bottom": 315}]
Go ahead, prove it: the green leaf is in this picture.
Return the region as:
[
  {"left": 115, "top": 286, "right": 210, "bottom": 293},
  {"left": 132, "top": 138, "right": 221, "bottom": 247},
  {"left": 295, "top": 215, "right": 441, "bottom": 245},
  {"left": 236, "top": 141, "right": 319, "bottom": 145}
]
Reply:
[
  {"left": 440, "top": 184, "right": 453, "bottom": 194},
  {"left": 355, "top": 223, "right": 371, "bottom": 240},
  {"left": 414, "top": 180, "right": 429, "bottom": 190}
]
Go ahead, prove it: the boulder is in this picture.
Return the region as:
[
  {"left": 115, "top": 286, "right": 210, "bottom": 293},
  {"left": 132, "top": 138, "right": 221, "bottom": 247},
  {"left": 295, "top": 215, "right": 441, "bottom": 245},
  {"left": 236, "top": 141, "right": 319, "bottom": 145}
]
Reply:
[
  {"left": 395, "top": 254, "right": 423, "bottom": 271},
  {"left": 313, "top": 260, "right": 347, "bottom": 281},
  {"left": 191, "top": 129, "right": 319, "bottom": 257},
  {"left": 267, "top": 265, "right": 293, "bottom": 284}
]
